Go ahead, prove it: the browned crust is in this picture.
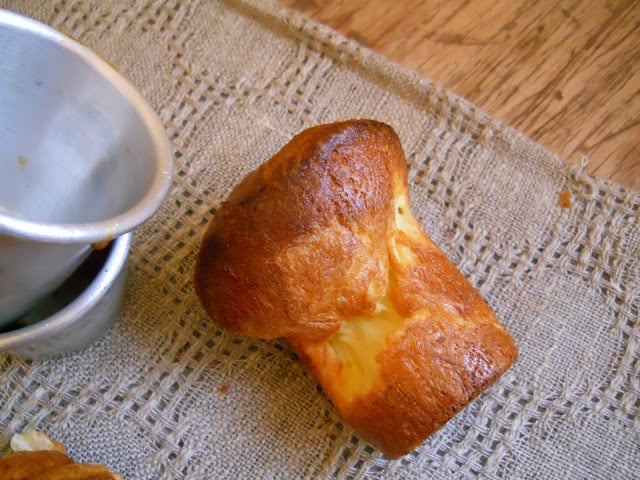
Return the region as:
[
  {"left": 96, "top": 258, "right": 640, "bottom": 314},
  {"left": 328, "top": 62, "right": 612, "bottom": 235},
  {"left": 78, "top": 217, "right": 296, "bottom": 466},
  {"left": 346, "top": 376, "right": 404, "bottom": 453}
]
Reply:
[
  {"left": 29, "top": 463, "right": 120, "bottom": 480},
  {"left": 0, "top": 450, "right": 122, "bottom": 480},
  {"left": 195, "top": 120, "right": 404, "bottom": 340},
  {"left": 1, "top": 433, "right": 123, "bottom": 480},
  {"left": 343, "top": 314, "right": 515, "bottom": 458},
  {"left": 0, "top": 450, "right": 72, "bottom": 479}
]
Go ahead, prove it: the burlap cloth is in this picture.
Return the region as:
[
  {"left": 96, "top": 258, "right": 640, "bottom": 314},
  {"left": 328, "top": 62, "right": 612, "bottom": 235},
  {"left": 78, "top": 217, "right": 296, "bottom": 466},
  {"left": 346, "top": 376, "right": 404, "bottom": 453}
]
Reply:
[{"left": 1, "top": 1, "right": 638, "bottom": 478}]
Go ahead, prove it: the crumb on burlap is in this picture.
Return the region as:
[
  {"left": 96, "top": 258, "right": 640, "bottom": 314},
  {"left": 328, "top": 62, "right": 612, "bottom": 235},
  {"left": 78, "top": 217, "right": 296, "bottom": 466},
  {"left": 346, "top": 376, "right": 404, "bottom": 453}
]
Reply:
[{"left": 559, "top": 189, "right": 572, "bottom": 208}]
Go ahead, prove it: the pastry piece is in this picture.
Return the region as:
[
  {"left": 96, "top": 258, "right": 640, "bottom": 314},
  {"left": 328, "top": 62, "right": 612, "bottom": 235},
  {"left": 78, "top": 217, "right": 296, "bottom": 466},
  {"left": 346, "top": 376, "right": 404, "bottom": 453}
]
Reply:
[
  {"left": 0, "top": 430, "right": 122, "bottom": 480},
  {"left": 9, "top": 430, "right": 66, "bottom": 454},
  {"left": 0, "top": 450, "right": 72, "bottom": 480},
  {"left": 26, "top": 463, "right": 121, "bottom": 480},
  {"left": 195, "top": 119, "right": 518, "bottom": 458}
]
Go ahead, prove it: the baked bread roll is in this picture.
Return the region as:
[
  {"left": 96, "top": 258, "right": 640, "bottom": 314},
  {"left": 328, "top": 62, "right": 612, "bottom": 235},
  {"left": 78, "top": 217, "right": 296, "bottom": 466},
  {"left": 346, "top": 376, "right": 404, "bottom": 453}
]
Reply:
[
  {"left": 0, "top": 430, "right": 122, "bottom": 480},
  {"left": 195, "top": 119, "right": 518, "bottom": 458}
]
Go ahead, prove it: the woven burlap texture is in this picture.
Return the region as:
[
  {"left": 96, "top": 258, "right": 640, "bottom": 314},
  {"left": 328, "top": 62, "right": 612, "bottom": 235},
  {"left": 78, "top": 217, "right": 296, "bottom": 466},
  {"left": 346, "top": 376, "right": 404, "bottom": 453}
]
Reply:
[{"left": 1, "top": 1, "right": 638, "bottom": 478}]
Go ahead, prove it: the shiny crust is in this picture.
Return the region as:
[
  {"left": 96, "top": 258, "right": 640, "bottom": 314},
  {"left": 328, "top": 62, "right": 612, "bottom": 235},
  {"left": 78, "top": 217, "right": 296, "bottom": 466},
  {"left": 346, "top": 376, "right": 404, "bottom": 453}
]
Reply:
[
  {"left": 0, "top": 450, "right": 72, "bottom": 479},
  {"left": 195, "top": 120, "right": 402, "bottom": 340},
  {"left": 195, "top": 119, "right": 518, "bottom": 458}
]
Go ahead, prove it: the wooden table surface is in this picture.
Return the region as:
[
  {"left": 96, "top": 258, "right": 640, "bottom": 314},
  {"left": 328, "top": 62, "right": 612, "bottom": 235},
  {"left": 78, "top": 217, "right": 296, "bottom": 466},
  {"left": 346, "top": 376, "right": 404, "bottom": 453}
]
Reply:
[{"left": 278, "top": 0, "right": 640, "bottom": 191}]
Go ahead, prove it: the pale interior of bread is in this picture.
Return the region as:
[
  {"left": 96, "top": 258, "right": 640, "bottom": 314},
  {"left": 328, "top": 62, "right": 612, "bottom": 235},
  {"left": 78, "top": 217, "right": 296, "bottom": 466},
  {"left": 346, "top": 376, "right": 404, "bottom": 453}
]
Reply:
[
  {"left": 327, "top": 294, "right": 402, "bottom": 401},
  {"left": 324, "top": 190, "right": 420, "bottom": 403}
]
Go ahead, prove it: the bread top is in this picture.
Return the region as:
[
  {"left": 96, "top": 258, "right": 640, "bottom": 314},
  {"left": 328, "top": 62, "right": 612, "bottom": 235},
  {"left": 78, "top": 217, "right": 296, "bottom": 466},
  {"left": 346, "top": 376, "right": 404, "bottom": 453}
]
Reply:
[{"left": 195, "top": 120, "right": 406, "bottom": 340}]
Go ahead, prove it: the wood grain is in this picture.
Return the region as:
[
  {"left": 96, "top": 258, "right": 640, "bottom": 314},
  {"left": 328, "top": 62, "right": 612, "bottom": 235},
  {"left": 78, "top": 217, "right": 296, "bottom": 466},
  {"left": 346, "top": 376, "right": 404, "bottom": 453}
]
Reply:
[{"left": 278, "top": 0, "right": 640, "bottom": 191}]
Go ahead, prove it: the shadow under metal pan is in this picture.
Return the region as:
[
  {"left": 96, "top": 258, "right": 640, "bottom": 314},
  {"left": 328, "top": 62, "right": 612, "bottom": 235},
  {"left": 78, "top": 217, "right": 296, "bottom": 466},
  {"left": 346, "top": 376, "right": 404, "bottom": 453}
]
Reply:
[{"left": 0, "top": 232, "right": 132, "bottom": 360}]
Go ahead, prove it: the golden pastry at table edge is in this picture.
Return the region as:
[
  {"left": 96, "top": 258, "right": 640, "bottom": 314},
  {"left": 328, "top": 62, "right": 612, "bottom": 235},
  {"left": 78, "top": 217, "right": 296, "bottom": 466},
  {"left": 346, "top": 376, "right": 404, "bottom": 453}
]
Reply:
[
  {"left": 195, "top": 119, "right": 518, "bottom": 458},
  {"left": 0, "top": 430, "right": 122, "bottom": 480}
]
